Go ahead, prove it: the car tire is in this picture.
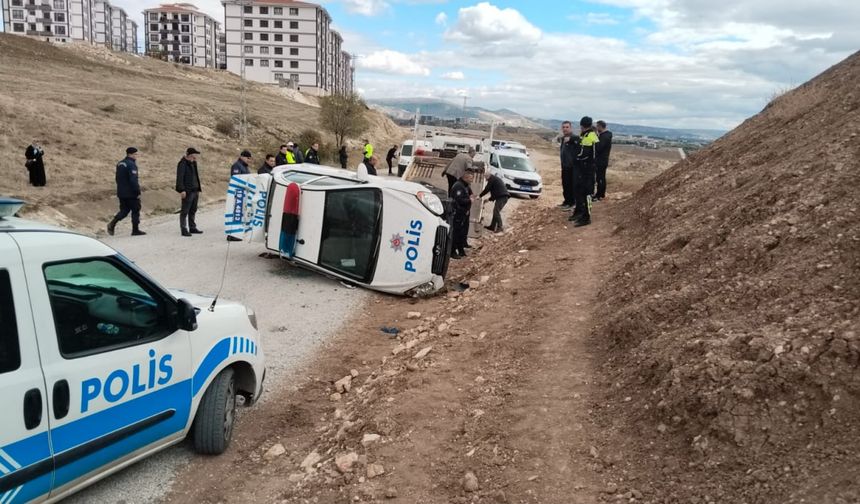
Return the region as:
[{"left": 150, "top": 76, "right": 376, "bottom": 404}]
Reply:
[
  {"left": 192, "top": 367, "right": 236, "bottom": 455},
  {"left": 530, "top": 195, "right": 539, "bottom": 200}
]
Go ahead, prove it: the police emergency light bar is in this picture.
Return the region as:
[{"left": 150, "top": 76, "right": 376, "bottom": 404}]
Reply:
[{"left": 0, "top": 198, "right": 25, "bottom": 219}]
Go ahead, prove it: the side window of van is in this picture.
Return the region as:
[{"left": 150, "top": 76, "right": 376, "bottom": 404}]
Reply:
[
  {"left": 43, "top": 258, "right": 173, "bottom": 358},
  {"left": 0, "top": 270, "right": 21, "bottom": 374}
]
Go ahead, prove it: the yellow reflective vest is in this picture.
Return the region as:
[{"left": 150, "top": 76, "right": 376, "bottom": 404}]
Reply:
[
  {"left": 364, "top": 143, "right": 373, "bottom": 160},
  {"left": 286, "top": 151, "right": 296, "bottom": 164}
]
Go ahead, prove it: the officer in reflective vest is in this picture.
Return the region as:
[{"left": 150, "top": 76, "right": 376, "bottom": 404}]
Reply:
[
  {"left": 363, "top": 139, "right": 373, "bottom": 161},
  {"left": 570, "top": 116, "right": 599, "bottom": 227}
]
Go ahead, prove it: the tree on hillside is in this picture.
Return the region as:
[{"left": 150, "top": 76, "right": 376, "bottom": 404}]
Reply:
[{"left": 319, "top": 93, "right": 370, "bottom": 149}]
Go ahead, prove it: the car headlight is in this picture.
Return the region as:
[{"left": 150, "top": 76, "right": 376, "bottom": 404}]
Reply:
[
  {"left": 246, "top": 307, "right": 258, "bottom": 330},
  {"left": 502, "top": 173, "right": 515, "bottom": 180},
  {"left": 416, "top": 191, "right": 444, "bottom": 215}
]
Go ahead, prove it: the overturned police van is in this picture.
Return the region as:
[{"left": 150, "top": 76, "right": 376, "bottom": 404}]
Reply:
[{"left": 224, "top": 165, "right": 452, "bottom": 297}]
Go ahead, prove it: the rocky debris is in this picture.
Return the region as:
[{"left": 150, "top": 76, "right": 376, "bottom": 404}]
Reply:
[
  {"left": 335, "top": 452, "right": 359, "bottom": 473},
  {"left": 413, "top": 346, "right": 433, "bottom": 360},
  {"left": 391, "top": 344, "right": 406, "bottom": 355},
  {"left": 480, "top": 275, "right": 490, "bottom": 284},
  {"left": 462, "top": 471, "right": 480, "bottom": 492},
  {"left": 334, "top": 375, "right": 352, "bottom": 394},
  {"left": 350, "top": 369, "right": 359, "bottom": 378},
  {"left": 330, "top": 392, "right": 342, "bottom": 402},
  {"left": 603, "top": 482, "right": 618, "bottom": 494},
  {"left": 366, "top": 463, "right": 385, "bottom": 479},
  {"left": 361, "top": 433, "right": 381, "bottom": 446},
  {"left": 263, "top": 443, "right": 286, "bottom": 460},
  {"left": 384, "top": 487, "right": 398, "bottom": 499},
  {"left": 406, "top": 311, "right": 422, "bottom": 319},
  {"left": 300, "top": 450, "right": 321, "bottom": 471}
]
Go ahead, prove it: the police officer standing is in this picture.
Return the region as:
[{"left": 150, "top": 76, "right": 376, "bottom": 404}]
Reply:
[
  {"left": 569, "top": 116, "right": 599, "bottom": 227},
  {"left": 451, "top": 169, "right": 476, "bottom": 259},
  {"left": 304, "top": 142, "right": 321, "bottom": 164},
  {"left": 176, "top": 147, "right": 203, "bottom": 237},
  {"left": 363, "top": 139, "right": 373, "bottom": 163},
  {"left": 231, "top": 150, "right": 252, "bottom": 175},
  {"left": 107, "top": 147, "right": 146, "bottom": 236},
  {"left": 276, "top": 144, "right": 289, "bottom": 166},
  {"left": 594, "top": 120, "right": 613, "bottom": 201}
]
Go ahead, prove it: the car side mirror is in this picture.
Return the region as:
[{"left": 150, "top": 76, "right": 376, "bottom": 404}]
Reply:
[{"left": 176, "top": 298, "right": 198, "bottom": 331}]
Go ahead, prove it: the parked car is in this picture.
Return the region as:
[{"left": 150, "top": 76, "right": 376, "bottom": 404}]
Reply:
[
  {"left": 0, "top": 198, "right": 264, "bottom": 504},
  {"left": 396, "top": 139, "right": 433, "bottom": 177},
  {"left": 224, "top": 165, "right": 451, "bottom": 297},
  {"left": 488, "top": 149, "right": 542, "bottom": 198}
]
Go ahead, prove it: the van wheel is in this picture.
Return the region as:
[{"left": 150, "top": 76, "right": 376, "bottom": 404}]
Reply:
[{"left": 192, "top": 367, "right": 236, "bottom": 455}]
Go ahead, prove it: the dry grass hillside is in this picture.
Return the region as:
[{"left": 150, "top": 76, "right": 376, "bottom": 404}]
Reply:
[
  {"left": 0, "top": 34, "right": 403, "bottom": 229},
  {"left": 595, "top": 50, "right": 860, "bottom": 502}
]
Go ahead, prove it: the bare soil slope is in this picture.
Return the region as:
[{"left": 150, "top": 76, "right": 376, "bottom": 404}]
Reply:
[
  {"left": 595, "top": 51, "right": 860, "bottom": 502},
  {"left": 0, "top": 35, "right": 402, "bottom": 229}
]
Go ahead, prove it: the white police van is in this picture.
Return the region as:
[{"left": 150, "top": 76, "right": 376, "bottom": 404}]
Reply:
[{"left": 0, "top": 198, "right": 265, "bottom": 503}]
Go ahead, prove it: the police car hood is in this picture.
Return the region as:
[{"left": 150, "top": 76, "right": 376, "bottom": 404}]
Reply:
[
  {"left": 501, "top": 168, "right": 541, "bottom": 181},
  {"left": 168, "top": 289, "right": 243, "bottom": 309}
]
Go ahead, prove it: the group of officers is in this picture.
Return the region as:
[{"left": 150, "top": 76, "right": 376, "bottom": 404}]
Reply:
[{"left": 559, "top": 116, "right": 613, "bottom": 227}]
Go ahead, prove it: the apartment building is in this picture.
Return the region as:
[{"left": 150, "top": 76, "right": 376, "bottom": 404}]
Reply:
[
  {"left": 221, "top": 0, "right": 354, "bottom": 95},
  {"left": 143, "top": 3, "right": 221, "bottom": 68},
  {"left": 1, "top": 0, "right": 136, "bottom": 53},
  {"left": 217, "top": 30, "right": 227, "bottom": 69}
]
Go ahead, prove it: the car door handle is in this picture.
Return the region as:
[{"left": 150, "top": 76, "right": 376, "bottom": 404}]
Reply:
[
  {"left": 53, "top": 379, "right": 70, "bottom": 420},
  {"left": 23, "top": 388, "right": 43, "bottom": 430}
]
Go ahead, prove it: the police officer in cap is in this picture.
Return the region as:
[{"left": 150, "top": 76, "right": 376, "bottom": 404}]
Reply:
[
  {"left": 107, "top": 147, "right": 146, "bottom": 236},
  {"left": 569, "top": 116, "right": 599, "bottom": 227}
]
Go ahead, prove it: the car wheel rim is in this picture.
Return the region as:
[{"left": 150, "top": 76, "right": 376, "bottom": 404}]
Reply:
[{"left": 224, "top": 380, "right": 236, "bottom": 441}]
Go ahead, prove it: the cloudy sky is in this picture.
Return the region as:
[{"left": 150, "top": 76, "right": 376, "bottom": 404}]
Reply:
[{"left": 4, "top": 0, "right": 858, "bottom": 129}]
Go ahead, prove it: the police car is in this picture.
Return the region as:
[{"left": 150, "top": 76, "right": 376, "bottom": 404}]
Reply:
[
  {"left": 0, "top": 198, "right": 264, "bottom": 504},
  {"left": 224, "top": 164, "right": 452, "bottom": 297}
]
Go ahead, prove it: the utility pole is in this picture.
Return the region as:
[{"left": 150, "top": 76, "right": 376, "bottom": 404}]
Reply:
[
  {"left": 239, "top": 0, "right": 248, "bottom": 143},
  {"left": 462, "top": 95, "right": 468, "bottom": 114}
]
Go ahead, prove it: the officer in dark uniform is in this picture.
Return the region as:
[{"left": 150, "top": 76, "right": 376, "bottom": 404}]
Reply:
[
  {"left": 569, "top": 116, "right": 599, "bottom": 227},
  {"left": 450, "top": 169, "right": 476, "bottom": 259},
  {"left": 231, "top": 150, "right": 252, "bottom": 175},
  {"left": 107, "top": 147, "right": 146, "bottom": 236},
  {"left": 304, "top": 142, "right": 321, "bottom": 164}
]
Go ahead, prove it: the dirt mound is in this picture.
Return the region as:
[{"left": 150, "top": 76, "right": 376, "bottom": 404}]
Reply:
[{"left": 596, "top": 51, "right": 860, "bottom": 501}]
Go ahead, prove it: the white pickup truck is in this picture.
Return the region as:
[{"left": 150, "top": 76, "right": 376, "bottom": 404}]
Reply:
[{"left": 0, "top": 198, "right": 264, "bottom": 504}]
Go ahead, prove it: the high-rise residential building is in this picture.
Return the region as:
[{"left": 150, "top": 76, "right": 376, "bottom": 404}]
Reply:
[
  {"left": 143, "top": 3, "right": 221, "bottom": 68},
  {"left": 217, "top": 30, "right": 227, "bottom": 69},
  {"left": 1, "top": 0, "right": 137, "bottom": 53},
  {"left": 221, "top": 0, "right": 354, "bottom": 95}
]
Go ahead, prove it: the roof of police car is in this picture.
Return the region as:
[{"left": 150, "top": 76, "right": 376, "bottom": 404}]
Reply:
[{"left": 0, "top": 215, "right": 69, "bottom": 233}]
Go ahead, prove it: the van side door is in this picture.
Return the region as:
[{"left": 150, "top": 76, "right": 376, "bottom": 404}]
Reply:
[{"left": 0, "top": 234, "right": 53, "bottom": 503}]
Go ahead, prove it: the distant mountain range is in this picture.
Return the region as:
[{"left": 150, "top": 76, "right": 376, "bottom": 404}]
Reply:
[{"left": 367, "top": 98, "right": 726, "bottom": 142}]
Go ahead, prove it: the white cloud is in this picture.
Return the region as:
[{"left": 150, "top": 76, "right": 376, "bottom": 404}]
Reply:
[
  {"left": 442, "top": 71, "right": 465, "bottom": 80},
  {"left": 445, "top": 2, "right": 541, "bottom": 56},
  {"left": 584, "top": 12, "right": 619, "bottom": 25},
  {"left": 357, "top": 50, "right": 431, "bottom": 76},
  {"left": 435, "top": 12, "right": 448, "bottom": 26},
  {"left": 341, "top": 0, "right": 389, "bottom": 16}
]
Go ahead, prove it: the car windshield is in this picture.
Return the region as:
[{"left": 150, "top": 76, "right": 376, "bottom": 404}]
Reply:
[
  {"left": 498, "top": 155, "right": 534, "bottom": 172},
  {"left": 400, "top": 145, "right": 413, "bottom": 156}
]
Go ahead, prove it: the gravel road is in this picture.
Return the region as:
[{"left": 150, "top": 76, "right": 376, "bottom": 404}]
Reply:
[{"left": 65, "top": 204, "right": 367, "bottom": 503}]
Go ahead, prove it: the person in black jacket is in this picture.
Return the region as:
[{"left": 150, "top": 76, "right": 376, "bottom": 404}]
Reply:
[
  {"left": 231, "top": 150, "right": 252, "bottom": 176},
  {"left": 594, "top": 120, "right": 613, "bottom": 200},
  {"left": 107, "top": 147, "right": 146, "bottom": 236},
  {"left": 339, "top": 145, "right": 348, "bottom": 169},
  {"left": 176, "top": 147, "right": 203, "bottom": 237},
  {"left": 450, "top": 170, "right": 476, "bottom": 259},
  {"left": 24, "top": 144, "right": 47, "bottom": 187},
  {"left": 559, "top": 121, "right": 579, "bottom": 208},
  {"left": 258, "top": 154, "right": 276, "bottom": 174},
  {"left": 480, "top": 170, "right": 510, "bottom": 232},
  {"left": 304, "top": 142, "right": 321, "bottom": 164},
  {"left": 385, "top": 145, "right": 397, "bottom": 175}
]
